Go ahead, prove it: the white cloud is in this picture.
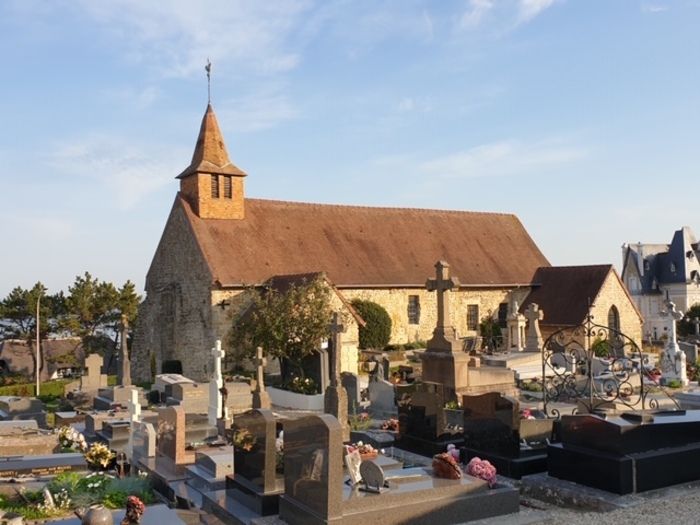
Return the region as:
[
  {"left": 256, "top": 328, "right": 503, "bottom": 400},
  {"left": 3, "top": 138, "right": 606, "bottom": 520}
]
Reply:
[
  {"left": 218, "top": 88, "right": 300, "bottom": 132},
  {"left": 641, "top": 4, "right": 669, "bottom": 13},
  {"left": 460, "top": 0, "right": 495, "bottom": 29},
  {"left": 517, "top": 0, "right": 557, "bottom": 24},
  {"left": 47, "top": 136, "right": 188, "bottom": 209},
  {"left": 74, "top": 0, "right": 312, "bottom": 78}
]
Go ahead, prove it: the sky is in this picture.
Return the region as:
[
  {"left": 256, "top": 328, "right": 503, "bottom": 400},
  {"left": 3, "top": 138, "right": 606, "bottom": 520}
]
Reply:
[{"left": 1, "top": 0, "right": 699, "bottom": 297}]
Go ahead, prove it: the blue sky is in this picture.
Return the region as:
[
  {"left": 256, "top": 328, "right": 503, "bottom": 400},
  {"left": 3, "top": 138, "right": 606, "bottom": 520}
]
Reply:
[{"left": 1, "top": 0, "right": 698, "bottom": 296}]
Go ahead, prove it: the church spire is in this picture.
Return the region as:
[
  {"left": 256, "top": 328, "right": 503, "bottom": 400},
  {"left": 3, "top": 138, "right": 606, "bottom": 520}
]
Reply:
[{"left": 176, "top": 104, "right": 247, "bottom": 180}]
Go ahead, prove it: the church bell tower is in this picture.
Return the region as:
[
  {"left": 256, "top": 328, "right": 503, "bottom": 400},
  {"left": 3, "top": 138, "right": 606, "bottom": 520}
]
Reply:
[{"left": 177, "top": 104, "right": 247, "bottom": 220}]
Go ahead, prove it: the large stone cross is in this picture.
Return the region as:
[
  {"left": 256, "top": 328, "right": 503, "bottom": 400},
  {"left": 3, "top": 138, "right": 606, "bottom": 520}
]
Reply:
[
  {"left": 128, "top": 388, "right": 141, "bottom": 424},
  {"left": 119, "top": 314, "right": 131, "bottom": 387},
  {"left": 661, "top": 300, "right": 684, "bottom": 352},
  {"left": 208, "top": 340, "right": 226, "bottom": 427},
  {"left": 255, "top": 346, "right": 267, "bottom": 391},
  {"left": 426, "top": 260, "right": 460, "bottom": 332},
  {"left": 524, "top": 303, "right": 544, "bottom": 352},
  {"left": 212, "top": 340, "right": 225, "bottom": 385},
  {"left": 328, "top": 312, "right": 346, "bottom": 387}
]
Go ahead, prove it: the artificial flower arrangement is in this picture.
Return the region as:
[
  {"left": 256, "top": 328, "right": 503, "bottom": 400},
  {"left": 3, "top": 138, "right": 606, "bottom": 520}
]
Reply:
[
  {"left": 432, "top": 452, "right": 462, "bottom": 480},
  {"left": 346, "top": 441, "right": 379, "bottom": 460},
  {"left": 466, "top": 457, "right": 497, "bottom": 488},
  {"left": 84, "top": 442, "right": 116, "bottom": 470},
  {"left": 121, "top": 495, "right": 146, "bottom": 525},
  {"left": 57, "top": 426, "right": 88, "bottom": 452},
  {"left": 380, "top": 418, "right": 399, "bottom": 431},
  {"left": 232, "top": 428, "right": 257, "bottom": 452}
]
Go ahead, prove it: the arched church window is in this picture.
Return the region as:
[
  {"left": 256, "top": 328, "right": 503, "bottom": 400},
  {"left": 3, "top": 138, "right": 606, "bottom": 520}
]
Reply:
[{"left": 607, "top": 305, "right": 620, "bottom": 332}]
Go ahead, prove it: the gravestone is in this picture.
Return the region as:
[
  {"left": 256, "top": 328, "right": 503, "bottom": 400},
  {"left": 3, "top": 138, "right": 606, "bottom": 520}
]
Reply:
[
  {"left": 156, "top": 405, "right": 192, "bottom": 465},
  {"left": 279, "top": 414, "right": 343, "bottom": 525},
  {"left": 167, "top": 382, "right": 209, "bottom": 414},
  {"left": 524, "top": 304, "right": 544, "bottom": 353},
  {"left": 252, "top": 347, "right": 271, "bottom": 409},
  {"left": 228, "top": 409, "right": 284, "bottom": 515},
  {"left": 209, "top": 341, "right": 225, "bottom": 427},
  {"left": 81, "top": 353, "right": 108, "bottom": 393},
  {"left": 0, "top": 396, "right": 47, "bottom": 427},
  {"left": 154, "top": 373, "right": 194, "bottom": 396},
  {"left": 507, "top": 300, "right": 527, "bottom": 352},
  {"left": 186, "top": 446, "right": 234, "bottom": 492},
  {"left": 93, "top": 385, "right": 145, "bottom": 411},
  {"left": 225, "top": 380, "right": 253, "bottom": 415},
  {"left": 679, "top": 341, "right": 698, "bottom": 366},
  {"left": 341, "top": 372, "right": 361, "bottom": 413},
  {"left": 324, "top": 312, "right": 349, "bottom": 441},
  {"left": 126, "top": 388, "right": 142, "bottom": 462},
  {"left": 461, "top": 392, "right": 552, "bottom": 478},
  {"left": 131, "top": 421, "right": 156, "bottom": 465},
  {"left": 549, "top": 411, "right": 700, "bottom": 494},
  {"left": 117, "top": 314, "right": 131, "bottom": 387},
  {"left": 298, "top": 348, "right": 330, "bottom": 394},
  {"left": 369, "top": 378, "right": 396, "bottom": 416},
  {"left": 659, "top": 301, "right": 688, "bottom": 386}
]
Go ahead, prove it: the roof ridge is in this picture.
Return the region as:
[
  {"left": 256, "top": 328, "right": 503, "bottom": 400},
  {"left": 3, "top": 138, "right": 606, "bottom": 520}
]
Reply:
[
  {"left": 538, "top": 264, "right": 612, "bottom": 270},
  {"left": 244, "top": 197, "right": 516, "bottom": 217}
]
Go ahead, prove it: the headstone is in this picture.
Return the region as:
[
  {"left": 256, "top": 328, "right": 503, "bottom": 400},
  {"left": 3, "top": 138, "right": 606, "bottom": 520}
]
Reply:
[
  {"left": 231, "top": 409, "right": 277, "bottom": 492},
  {"left": 154, "top": 373, "right": 194, "bottom": 395},
  {"left": 381, "top": 355, "right": 391, "bottom": 381},
  {"left": 0, "top": 453, "right": 86, "bottom": 478},
  {"left": 225, "top": 380, "right": 253, "bottom": 415},
  {"left": 252, "top": 347, "right": 271, "bottom": 409},
  {"left": 81, "top": 353, "right": 108, "bottom": 392},
  {"left": 341, "top": 372, "right": 361, "bottom": 413},
  {"left": 694, "top": 317, "right": 700, "bottom": 337},
  {"left": 679, "top": 341, "right": 698, "bottom": 367},
  {"left": 126, "top": 388, "right": 142, "bottom": 462},
  {"left": 507, "top": 300, "right": 527, "bottom": 352},
  {"left": 279, "top": 414, "right": 343, "bottom": 524},
  {"left": 168, "top": 382, "right": 209, "bottom": 414},
  {"left": 118, "top": 314, "right": 132, "bottom": 387},
  {"left": 660, "top": 301, "right": 689, "bottom": 385},
  {"left": 368, "top": 378, "right": 396, "bottom": 416},
  {"left": 209, "top": 340, "right": 225, "bottom": 427},
  {"left": 0, "top": 396, "right": 47, "bottom": 427},
  {"left": 324, "top": 312, "right": 349, "bottom": 441},
  {"left": 524, "top": 303, "right": 544, "bottom": 353},
  {"left": 156, "top": 405, "right": 191, "bottom": 465},
  {"left": 131, "top": 421, "right": 156, "bottom": 464}
]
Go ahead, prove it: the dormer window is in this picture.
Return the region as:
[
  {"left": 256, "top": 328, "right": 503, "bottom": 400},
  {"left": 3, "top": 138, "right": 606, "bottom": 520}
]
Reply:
[
  {"left": 211, "top": 175, "right": 220, "bottom": 198},
  {"left": 687, "top": 251, "right": 695, "bottom": 259}
]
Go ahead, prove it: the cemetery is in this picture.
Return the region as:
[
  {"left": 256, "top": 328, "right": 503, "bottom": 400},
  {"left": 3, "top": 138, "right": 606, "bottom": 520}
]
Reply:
[{"left": 3, "top": 257, "right": 700, "bottom": 525}]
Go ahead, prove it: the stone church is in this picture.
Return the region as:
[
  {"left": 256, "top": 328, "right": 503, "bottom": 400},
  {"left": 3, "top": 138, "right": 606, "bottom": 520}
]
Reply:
[{"left": 131, "top": 104, "right": 639, "bottom": 382}]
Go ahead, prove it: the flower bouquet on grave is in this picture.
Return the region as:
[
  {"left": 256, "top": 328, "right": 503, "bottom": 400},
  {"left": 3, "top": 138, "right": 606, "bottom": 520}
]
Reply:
[
  {"left": 466, "top": 457, "right": 497, "bottom": 488},
  {"left": 232, "top": 428, "right": 257, "bottom": 453},
  {"left": 347, "top": 441, "right": 378, "bottom": 461},
  {"left": 432, "top": 452, "right": 462, "bottom": 480},
  {"left": 380, "top": 418, "right": 399, "bottom": 431},
  {"left": 57, "top": 426, "right": 88, "bottom": 452},
  {"left": 84, "top": 442, "right": 116, "bottom": 471}
]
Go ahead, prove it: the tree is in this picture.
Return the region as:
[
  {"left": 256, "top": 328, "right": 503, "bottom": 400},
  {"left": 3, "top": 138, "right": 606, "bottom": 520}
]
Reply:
[
  {"left": 350, "top": 299, "right": 392, "bottom": 350},
  {"left": 679, "top": 303, "right": 700, "bottom": 337},
  {"left": 0, "top": 282, "right": 66, "bottom": 375},
  {"left": 228, "top": 277, "right": 333, "bottom": 378}
]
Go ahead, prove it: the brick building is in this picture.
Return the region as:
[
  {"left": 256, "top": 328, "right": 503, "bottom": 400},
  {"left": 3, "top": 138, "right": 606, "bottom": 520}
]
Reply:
[{"left": 131, "top": 104, "right": 640, "bottom": 382}]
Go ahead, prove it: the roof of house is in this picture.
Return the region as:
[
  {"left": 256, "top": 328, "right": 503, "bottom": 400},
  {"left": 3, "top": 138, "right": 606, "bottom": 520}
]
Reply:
[
  {"left": 178, "top": 195, "right": 550, "bottom": 288},
  {"left": 520, "top": 265, "right": 619, "bottom": 326},
  {"left": 0, "top": 338, "right": 84, "bottom": 379}
]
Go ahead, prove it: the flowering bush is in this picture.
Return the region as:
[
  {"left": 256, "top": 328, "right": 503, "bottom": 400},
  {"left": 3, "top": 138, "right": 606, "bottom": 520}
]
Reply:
[
  {"left": 284, "top": 376, "right": 318, "bottom": 395},
  {"left": 232, "top": 428, "right": 257, "bottom": 452},
  {"left": 347, "top": 441, "right": 379, "bottom": 457},
  {"left": 380, "top": 418, "right": 399, "bottom": 431},
  {"left": 466, "top": 457, "right": 497, "bottom": 487},
  {"left": 57, "top": 426, "right": 87, "bottom": 452},
  {"left": 84, "top": 443, "right": 116, "bottom": 469}
]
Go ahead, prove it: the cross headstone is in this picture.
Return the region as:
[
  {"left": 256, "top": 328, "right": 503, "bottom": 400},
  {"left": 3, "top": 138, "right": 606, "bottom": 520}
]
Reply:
[
  {"left": 209, "top": 340, "right": 225, "bottom": 427},
  {"left": 81, "top": 353, "right": 108, "bottom": 392},
  {"left": 119, "top": 314, "right": 131, "bottom": 387},
  {"left": 524, "top": 303, "right": 544, "bottom": 353},
  {"left": 127, "top": 388, "right": 141, "bottom": 424},
  {"left": 252, "top": 347, "right": 271, "bottom": 409},
  {"left": 660, "top": 300, "right": 688, "bottom": 385},
  {"left": 426, "top": 260, "right": 460, "bottom": 334},
  {"left": 324, "top": 312, "right": 349, "bottom": 441}
]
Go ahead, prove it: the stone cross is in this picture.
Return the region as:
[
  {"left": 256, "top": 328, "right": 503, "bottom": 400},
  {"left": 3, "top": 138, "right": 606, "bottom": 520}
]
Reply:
[
  {"left": 208, "top": 340, "right": 225, "bottom": 427},
  {"left": 693, "top": 317, "right": 700, "bottom": 336},
  {"left": 255, "top": 347, "right": 267, "bottom": 390},
  {"left": 119, "top": 314, "right": 131, "bottom": 387},
  {"left": 524, "top": 303, "right": 544, "bottom": 353},
  {"left": 328, "top": 312, "right": 346, "bottom": 387},
  {"left": 252, "top": 346, "right": 271, "bottom": 409},
  {"left": 507, "top": 300, "right": 527, "bottom": 352},
  {"left": 128, "top": 388, "right": 141, "bottom": 423},
  {"left": 661, "top": 300, "right": 684, "bottom": 353},
  {"left": 660, "top": 300, "right": 688, "bottom": 385},
  {"left": 426, "top": 260, "right": 460, "bottom": 332}
]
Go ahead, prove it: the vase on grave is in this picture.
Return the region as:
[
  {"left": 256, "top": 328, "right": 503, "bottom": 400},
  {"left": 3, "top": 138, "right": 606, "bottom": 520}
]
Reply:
[{"left": 77, "top": 504, "right": 114, "bottom": 525}]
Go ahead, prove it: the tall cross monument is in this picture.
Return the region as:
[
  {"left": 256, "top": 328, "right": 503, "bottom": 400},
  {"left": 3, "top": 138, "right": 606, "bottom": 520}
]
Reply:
[
  {"left": 252, "top": 346, "right": 271, "bottom": 409},
  {"left": 425, "top": 260, "right": 462, "bottom": 352},
  {"left": 324, "top": 312, "right": 349, "bottom": 441},
  {"left": 208, "top": 340, "right": 225, "bottom": 427}
]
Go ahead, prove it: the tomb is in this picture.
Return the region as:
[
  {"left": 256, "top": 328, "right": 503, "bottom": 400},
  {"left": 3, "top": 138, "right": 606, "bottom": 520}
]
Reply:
[
  {"left": 548, "top": 411, "right": 700, "bottom": 494},
  {"left": 0, "top": 396, "right": 47, "bottom": 427},
  {"left": 460, "top": 392, "right": 552, "bottom": 479}
]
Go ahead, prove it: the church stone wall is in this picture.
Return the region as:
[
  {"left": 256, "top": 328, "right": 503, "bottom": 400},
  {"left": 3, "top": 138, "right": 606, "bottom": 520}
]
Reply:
[
  {"left": 339, "top": 287, "right": 531, "bottom": 345},
  {"left": 131, "top": 201, "right": 215, "bottom": 383},
  {"left": 590, "top": 273, "right": 643, "bottom": 347}
]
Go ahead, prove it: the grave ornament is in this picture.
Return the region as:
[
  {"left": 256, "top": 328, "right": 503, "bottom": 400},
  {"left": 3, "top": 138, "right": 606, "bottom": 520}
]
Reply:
[{"left": 359, "top": 460, "right": 388, "bottom": 493}]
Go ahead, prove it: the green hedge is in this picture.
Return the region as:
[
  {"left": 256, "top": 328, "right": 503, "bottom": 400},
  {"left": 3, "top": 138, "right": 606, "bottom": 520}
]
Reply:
[
  {"left": 0, "top": 379, "right": 72, "bottom": 398},
  {"left": 351, "top": 299, "right": 392, "bottom": 350}
]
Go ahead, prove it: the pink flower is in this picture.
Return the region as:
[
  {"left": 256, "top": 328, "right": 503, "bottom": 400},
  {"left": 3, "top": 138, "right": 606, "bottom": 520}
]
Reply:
[{"left": 466, "top": 457, "right": 497, "bottom": 488}]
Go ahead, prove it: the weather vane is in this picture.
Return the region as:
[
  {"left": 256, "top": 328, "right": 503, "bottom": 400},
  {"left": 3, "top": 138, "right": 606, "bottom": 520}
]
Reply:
[{"left": 205, "top": 58, "right": 212, "bottom": 104}]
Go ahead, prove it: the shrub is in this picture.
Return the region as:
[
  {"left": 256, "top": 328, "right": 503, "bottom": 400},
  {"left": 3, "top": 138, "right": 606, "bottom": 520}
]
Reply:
[
  {"left": 404, "top": 340, "right": 427, "bottom": 350},
  {"left": 349, "top": 412, "right": 372, "bottom": 431},
  {"left": 591, "top": 338, "right": 610, "bottom": 358},
  {"left": 351, "top": 300, "right": 392, "bottom": 350}
]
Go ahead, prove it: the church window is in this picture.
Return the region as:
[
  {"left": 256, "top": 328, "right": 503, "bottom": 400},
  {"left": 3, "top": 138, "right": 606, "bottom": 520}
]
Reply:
[
  {"left": 466, "top": 305, "right": 479, "bottom": 331},
  {"left": 607, "top": 305, "right": 620, "bottom": 332},
  {"left": 407, "top": 295, "right": 420, "bottom": 324},
  {"left": 223, "top": 176, "right": 232, "bottom": 198},
  {"left": 211, "top": 175, "right": 220, "bottom": 198},
  {"left": 497, "top": 302, "right": 508, "bottom": 328}
]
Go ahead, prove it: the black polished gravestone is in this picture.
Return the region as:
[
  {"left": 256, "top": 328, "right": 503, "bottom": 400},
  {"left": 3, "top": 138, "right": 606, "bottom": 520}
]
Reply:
[
  {"left": 397, "top": 382, "right": 463, "bottom": 456},
  {"left": 548, "top": 410, "right": 700, "bottom": 494},
  {"left": 460, "top": 393, "right": 553, "bottom": 479},
  {"left": 0, "top": 453, "right": 87, "bottom": 478}
]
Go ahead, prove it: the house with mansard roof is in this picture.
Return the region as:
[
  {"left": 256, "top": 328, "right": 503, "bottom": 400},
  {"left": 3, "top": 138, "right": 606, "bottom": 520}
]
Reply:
[{"left": 130, "top": 104, "right": 639, "bottom": 382}]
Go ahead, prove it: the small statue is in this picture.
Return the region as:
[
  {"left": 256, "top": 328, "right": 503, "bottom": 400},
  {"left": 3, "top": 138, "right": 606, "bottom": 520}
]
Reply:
[{"left": 120, "top": 496, "right": 145, "bottom": 525}]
